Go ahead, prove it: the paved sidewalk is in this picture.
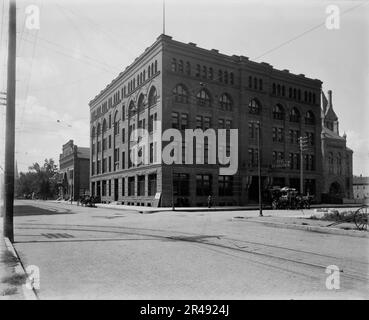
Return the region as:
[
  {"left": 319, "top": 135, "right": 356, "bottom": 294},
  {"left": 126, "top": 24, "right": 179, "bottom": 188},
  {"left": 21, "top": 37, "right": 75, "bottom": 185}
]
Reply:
[
  {"left": 52, "top": 199, "right": 364, "bottom": 214},
  {"left": 0, "top": 218, "right": 26, "bottom": 300}
]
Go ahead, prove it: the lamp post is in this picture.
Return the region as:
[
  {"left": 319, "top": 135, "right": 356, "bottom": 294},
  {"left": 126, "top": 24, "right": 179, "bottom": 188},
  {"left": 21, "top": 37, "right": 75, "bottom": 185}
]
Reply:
[
  {"left": 299, "top": 136, "right": 308, "bottom": 195},
  {"left": 257, "top": 121, "right": 263, "bottom": 217}
]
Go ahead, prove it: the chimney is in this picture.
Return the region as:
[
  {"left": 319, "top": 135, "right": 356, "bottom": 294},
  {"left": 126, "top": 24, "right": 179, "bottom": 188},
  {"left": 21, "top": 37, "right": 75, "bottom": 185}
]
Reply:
[{"left": 328, "top": 90, "right": 332, "bottom": 107}]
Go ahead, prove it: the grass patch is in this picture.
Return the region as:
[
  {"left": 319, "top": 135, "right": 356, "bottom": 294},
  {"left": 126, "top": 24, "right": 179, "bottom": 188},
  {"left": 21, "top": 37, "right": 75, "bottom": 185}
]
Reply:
[
  {"left": 1, "top": 273, "right": 27, "bottom": 286},
  {"left": 322, "top": 210, "right": 355, "bottom": 222},
  {"left": 0, "top": 250, "right": 19, "bottom": 267},
  {"left": 1, "top": 286, "right": 18, "bottom": 296}
]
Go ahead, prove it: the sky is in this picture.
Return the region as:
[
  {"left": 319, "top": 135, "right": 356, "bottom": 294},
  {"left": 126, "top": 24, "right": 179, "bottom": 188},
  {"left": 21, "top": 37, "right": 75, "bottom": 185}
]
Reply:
[{"left": 0, "top": 0, "right": 368, "bottom": 175}]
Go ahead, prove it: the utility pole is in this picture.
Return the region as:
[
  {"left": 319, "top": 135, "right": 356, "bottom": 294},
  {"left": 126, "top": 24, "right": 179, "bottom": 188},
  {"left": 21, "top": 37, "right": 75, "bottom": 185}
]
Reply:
[
  {"left": 299, "top": 136, "right": 308, "bottom": 196},
  {"left": 4, "top": 0, "right": 16, "bottom": 242},
  {"left": 171, "top": 166, "right": 175, "bottom": 211},
  {"left": 257, "top": 121, "right": 263, "bottom": 217}
]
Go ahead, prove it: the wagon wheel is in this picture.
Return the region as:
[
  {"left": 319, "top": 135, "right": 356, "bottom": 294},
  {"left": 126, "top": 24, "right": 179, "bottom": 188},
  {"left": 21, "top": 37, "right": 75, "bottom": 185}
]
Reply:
[{"left": 354, "top": 205, "right": 368, "bottom": 230}]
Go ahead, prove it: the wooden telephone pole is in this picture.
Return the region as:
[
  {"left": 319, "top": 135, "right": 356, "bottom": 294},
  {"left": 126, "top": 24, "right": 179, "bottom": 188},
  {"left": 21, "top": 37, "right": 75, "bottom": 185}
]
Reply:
[{"left": 4, "top": 0, "right": 16, "bottom": 242}]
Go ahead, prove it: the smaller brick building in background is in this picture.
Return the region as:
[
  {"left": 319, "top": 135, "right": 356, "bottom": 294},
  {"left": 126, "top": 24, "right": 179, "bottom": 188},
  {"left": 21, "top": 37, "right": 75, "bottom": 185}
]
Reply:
[{"left": 57, "top": 140, "right": 90, "bottom": 200}]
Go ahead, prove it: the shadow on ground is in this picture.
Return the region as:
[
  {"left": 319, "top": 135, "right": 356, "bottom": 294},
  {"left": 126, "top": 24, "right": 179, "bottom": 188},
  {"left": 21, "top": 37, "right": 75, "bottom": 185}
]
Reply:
[{"left": 13, "top": 205, "right": 74, "bottom": 216}]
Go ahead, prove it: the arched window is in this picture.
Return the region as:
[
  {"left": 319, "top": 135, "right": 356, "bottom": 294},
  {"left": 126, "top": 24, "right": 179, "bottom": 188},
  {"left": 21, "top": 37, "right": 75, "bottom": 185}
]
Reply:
[
  {"left": 148, "top": 86, "right": 157, "bottom": 107},
  {"left": 137, "top": 94, "right": 145, "bottom": 113},
  {"left": 254, "top": 78, "right": 258, "bottom": 90},
  {"left": 305, "top": 111, "right": 315, "bottom": 125},
  {"left": 230, "top": 72, "right": 234, "bottom": 85},
  {"left": 248, "top": 99, "right": 261, "bottom": 115},
  {"left": 97, "top": 123, "right": 101, "bottom": 135},
  {"left": 289, "top": 107, "right": 300, "bottom": 122},
  {"left": 224, "top": 71, "right": 228, "bottom": 84},
  {"left": 91, "top": 126, "right": 96, "bottom": 138},
  {"left": 128, "top": 100, "right": 136, "bottom": 117},
  {"left": 196, "top": 88, "right": 211, "bottom": 107},
  {"left": 172, "top": 84, "right": 189, "bottom": 103},
  {"left": 143, "top": 70, "right": 146, "bottom": 82},
  {"left": 273, "top": 104, "right": 285, "bottom": 120},
  {"left": 219, "top": 93, "right": 233, "bottom": 111},
  {"left": 148, "top": 65, "right": 151, "bottom": 77},
  {"left": 154, "top": 60, "right": 158, "bottom": 73},
  {"left": 259, "top": 79, "right": 263, "bottom": 91},
  {"left": 102, "top": 118, "right": 107, "bottom": 132},
  {"left": 277, "top": 84, "right": 281, "bottom": 96}
]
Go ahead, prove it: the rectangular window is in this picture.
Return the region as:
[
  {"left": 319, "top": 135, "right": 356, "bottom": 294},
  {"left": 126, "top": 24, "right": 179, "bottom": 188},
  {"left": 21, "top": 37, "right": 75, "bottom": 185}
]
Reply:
[
  {"left": 108, "top": 180, "right": 111, "bottom": 196},
  {"left": 196, "top": 115, "right": 203, "bottom": 129},
  {"left": 272, "top": 127, "right": 277, "bottom": 142},
  {"left": 149, "top": 143, "right": 154, "bottom": 163},
  {"left": 181, "top": 113, "right": 188, "bottom": 131},
  {"left": 277, "top": 128, "right": 284, "bottom": 142},
  {"left": 122, "top": 178, "right": 125, "bottom": 196},
  {"left": 196, "top": 174, "right": 212, "bottom": 196},
  {"left": 128, "top": 177, "right": 135, "bottom": 196},
  {"left": 219, "top": 175, "right": 233, "bottom": 196},
  {"left": 122, "top": 152, "right": 125, "bottom": 169},
  {"left": 148, "top": 174, "right": 157, "bottom": 196},
  {"left": 203, "top": 116, "right": 211, "bottom": 130},
  {"left": 108, "top": 156, "right": 112, "bottom": 172},
  {"left": 173, "top": 173, "right": 189, "bottom": 196},
  {"left": 102, "top": 180, "right": 106, "bottom": 196},
  {"left": 137, "top": 175, "right": 145, "bottom": 196},
  {"left": 218, "top": 118, "right": 224, "bottom": 129},
  {"left": 172, "top": 112, "right": 179, "bottom": 129},
  {"left": 109, "top": 135, "right": 111, "bottom": 149}
]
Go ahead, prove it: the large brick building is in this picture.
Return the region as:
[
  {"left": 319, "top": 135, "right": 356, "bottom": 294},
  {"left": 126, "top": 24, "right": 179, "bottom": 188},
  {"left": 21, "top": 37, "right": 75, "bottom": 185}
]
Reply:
[
  {"left": 57, "top": 140, "right": 90, "bottom": 201},
  {"left": 89, "top": 34, "right": 326, "bottom": 207}
]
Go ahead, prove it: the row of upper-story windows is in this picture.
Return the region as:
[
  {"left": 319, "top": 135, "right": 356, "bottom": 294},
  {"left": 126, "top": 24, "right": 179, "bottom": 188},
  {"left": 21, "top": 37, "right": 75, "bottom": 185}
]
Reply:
[
  {"left": 171, "top": 84, "right": 316, "bottom": 124},
  {"left": 91, "top": 86, "right": 158, "bottom": 137},
  {"left": 248, "top": 76, "right": 263, "bottom": 91},
  {"left": 91, "top": 61, "right": 159, "bottom": 121},
  {"left": 171, "top": 58, "right": 235, "bottom": 85},
  {"left": 128, "top": 60, "right": 158, "bottom": 93},
  {"left": 272, "top": 82, "right": 317, "bottom": 104}
]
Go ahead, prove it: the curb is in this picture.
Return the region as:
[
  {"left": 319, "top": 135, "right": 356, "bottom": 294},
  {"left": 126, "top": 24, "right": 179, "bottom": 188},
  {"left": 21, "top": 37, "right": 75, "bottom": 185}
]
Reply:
[
  {"left": 4, "top": 238, "right": 39, "bottom": 300},
  {"left": 233, "top": 218, "right": 369, "bottom": 238}
]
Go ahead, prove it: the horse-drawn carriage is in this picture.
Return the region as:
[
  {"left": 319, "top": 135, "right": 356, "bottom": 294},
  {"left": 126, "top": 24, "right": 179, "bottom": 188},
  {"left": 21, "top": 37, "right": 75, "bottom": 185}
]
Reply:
[{"left": 269, "top": 186, "right": 312, "bottom": 210}]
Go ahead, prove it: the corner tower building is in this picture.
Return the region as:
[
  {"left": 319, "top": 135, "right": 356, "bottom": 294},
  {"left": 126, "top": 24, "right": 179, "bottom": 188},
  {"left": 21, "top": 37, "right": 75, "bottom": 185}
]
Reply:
[{"left": 89, "top": 34, "right": 323, "bottom": 207}]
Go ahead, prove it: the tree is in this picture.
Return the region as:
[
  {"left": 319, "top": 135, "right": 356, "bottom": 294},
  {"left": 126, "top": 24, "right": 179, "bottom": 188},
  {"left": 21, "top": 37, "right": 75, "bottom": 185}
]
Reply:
[{"left": 16, "top": 158, "right": 59, "bottom": 200}]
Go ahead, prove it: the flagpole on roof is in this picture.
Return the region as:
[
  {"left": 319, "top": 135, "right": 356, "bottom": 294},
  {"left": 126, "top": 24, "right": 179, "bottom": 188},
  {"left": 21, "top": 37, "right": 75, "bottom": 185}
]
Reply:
[{"left": 163, "top": 0, "right": 166, "bottom": 35}]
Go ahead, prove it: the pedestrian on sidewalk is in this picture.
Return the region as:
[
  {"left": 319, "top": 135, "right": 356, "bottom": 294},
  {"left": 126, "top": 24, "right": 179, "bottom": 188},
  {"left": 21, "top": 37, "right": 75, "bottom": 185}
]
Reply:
[{"left": 207, "top": 195, "right": 212, "bottom": 208}]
